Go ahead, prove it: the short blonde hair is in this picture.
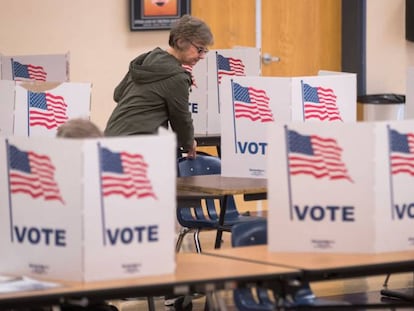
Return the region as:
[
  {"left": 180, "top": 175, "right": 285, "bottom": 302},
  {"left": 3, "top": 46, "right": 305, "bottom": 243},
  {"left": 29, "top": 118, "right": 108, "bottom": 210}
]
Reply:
[{"left": 56, "top": 118, "right": 103, "bottom": 138}]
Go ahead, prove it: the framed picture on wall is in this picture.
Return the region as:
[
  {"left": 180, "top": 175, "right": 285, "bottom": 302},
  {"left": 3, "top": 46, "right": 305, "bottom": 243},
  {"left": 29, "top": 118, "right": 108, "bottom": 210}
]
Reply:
[{"left": 130, "top": 0, "right": 191, "bottom": 31}]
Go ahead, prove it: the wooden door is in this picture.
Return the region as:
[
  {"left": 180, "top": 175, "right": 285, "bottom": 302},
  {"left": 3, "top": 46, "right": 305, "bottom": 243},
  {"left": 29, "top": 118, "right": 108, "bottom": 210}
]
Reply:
[
  {"left": 191, "top": 0, "right": 256, "bottom": 48},
  {"left": 261, "top": 0, "right": 341, "bottom": 76},
  {"left": 191, "top": 0, "right": 341, "bottom": 76}
]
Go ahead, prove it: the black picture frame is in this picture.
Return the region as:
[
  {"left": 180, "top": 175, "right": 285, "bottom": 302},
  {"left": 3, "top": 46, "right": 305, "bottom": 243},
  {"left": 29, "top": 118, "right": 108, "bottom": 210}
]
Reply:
[{"left": 130, "top": 0, "right": 191, "bottom": 31}]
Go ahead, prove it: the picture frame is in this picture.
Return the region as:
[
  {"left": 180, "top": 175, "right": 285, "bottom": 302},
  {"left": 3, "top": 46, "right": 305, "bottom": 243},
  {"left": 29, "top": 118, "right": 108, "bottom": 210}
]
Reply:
[{"left": 130, "top": 0, "right": 191, "bottom": 31}]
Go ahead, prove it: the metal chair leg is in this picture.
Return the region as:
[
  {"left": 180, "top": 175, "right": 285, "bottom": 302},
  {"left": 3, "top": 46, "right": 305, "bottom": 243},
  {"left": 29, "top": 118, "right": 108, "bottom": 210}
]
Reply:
[
  {"left": 147, "top": 296, "right": 155, "bottom": 311},
  {"left": 175, "top": 228, "right": 191, "bottom": 252},
  {"left": 383, "top": 273, "right": 391, "bottom": 288},
  {"left": 194, "top": 229, "right": 202, "bottom": 253}
]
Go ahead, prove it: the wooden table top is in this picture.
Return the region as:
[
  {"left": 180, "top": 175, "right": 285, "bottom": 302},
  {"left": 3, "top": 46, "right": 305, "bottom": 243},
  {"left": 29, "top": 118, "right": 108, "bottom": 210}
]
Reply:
[
  {"left": 204, "top": 245, "right": 414, "bottom": 280},
  {"left": 177, "top": 175, "right": 267, "bottom": 195},
  {"left": 176, "top": 189, "right": 223, "bottom": 199},
  {"left": 0, "top": 253, "right": 298, "bottom": 305}
]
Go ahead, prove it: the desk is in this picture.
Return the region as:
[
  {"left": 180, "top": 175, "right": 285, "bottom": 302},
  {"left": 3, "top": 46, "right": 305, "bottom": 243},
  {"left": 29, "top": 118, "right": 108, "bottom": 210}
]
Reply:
[
  {"left": 204, "top": 245, "right": 414, "bottom": 281},
  {"left": 0, "top": 253, "right": 298, "bottom": 310},
  {"left": 177, "top": 175, "right": 267, "bottom": 248},
  {"left": 177, "top": 175, "right": 266, "bottom": 196}
]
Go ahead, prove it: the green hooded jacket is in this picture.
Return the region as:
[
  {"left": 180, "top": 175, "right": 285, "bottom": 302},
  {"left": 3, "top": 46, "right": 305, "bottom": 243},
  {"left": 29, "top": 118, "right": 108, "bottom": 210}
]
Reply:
[{"left": 104, "top": 47, "right": 194, "bottom": 149}]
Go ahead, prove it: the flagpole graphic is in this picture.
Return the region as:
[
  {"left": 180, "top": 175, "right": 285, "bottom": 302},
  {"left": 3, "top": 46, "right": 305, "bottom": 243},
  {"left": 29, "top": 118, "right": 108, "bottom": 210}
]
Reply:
[
  {"left": 300, "top": 80, "right": 306, "bottom": 121},
  {"left": 283, "top": 126, "right": 295, "bottom": 220},
  {"left": 97, "top": 143, "right": 108, "bottom": 245},
  {"left": 230, "top": 80, "right": 239, "bottom": 154},
  {"left": 5, "top": 139, "right": 15, "bottom": 242}
]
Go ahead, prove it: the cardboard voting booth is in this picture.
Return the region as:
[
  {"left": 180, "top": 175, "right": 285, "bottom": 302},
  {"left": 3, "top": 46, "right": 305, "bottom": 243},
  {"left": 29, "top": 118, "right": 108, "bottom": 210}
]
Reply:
[
  {"left": 1, "top": 53, "right": 70, "bottom": 82},
  {"left": 0, "top": 131, "right": 176, "bottom": 282},
  {"left": 405, "top": 66, "right": 414, "bottom": 120},
  {"left": 187, "top": 47, "right": 261, "bottom": 135},
  {"left": 267, "top": 121, "right": 414, "bottom": 253},
  {"left": 0, "top": 80, "right": 91, "bottom": 137},
  {"left": 0, "top": 80, "right": 15, "bottom": 137},
  {"left": 220, "top": 72, "right": 357, "bottom": 179}
]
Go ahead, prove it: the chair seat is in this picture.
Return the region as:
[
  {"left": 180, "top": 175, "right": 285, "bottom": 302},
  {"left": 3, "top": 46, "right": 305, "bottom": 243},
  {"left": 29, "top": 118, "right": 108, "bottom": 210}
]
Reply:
[
  {"left": 223, "top": 214, "right": 266, "bottom": 225},
  {"left": 177, "top": 195, "right": 265, "bottom": 228},
  {"left": 177, "top": 209, "right": 265, "bottom": 228}
]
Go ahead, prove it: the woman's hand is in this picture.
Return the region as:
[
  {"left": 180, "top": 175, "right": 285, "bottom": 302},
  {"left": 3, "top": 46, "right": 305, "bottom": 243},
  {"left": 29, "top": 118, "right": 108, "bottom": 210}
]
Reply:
[{"left": 186, "top": 139, "right": 197, "bottom": 159}]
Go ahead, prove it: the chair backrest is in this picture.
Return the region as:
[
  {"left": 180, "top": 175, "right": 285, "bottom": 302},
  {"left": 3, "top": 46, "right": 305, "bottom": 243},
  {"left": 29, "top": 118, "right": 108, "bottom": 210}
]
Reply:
[
  {"left": 178, "top": 154, "right": 243, "bottom": 220},
  {"left": 177, "top": 155, "right": 221, "bottom": 177},
  {"left": 231, "top": 219, "right": 268, "bottom": 247}
]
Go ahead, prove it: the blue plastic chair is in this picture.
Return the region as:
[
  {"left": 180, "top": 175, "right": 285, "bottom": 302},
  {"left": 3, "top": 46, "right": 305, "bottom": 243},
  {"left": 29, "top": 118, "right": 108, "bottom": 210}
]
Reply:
[
  {"left": 231, "top": 220, "right": 275, "bottom": 311},
  {"left": 231, "top": 220, "right": 351, "bottom": 310},
  {"left": 176, "top": 154, "right": 265, "bottom": 253}
]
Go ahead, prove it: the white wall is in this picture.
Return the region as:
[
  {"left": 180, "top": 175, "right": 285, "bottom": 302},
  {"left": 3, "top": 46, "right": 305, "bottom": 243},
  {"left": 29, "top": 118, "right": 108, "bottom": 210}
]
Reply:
[
  {"left": 1, "top": 0, "right": 413, "bottom": 128},
  {"left": 366, "top": 0, "right": 414, "bottom": 94},
  {"left": 0, "top": 0, "right": 169, "bottom": 129}
]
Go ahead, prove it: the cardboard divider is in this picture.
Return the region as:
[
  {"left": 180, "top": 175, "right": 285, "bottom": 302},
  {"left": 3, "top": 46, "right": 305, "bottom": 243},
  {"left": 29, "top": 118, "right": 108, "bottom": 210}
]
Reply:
[
  {"left": 267, "top": 120, "right": 414, "bottom": 253},
  {"left": 219, "top": 71, "right": 357, "bottom": 179},
  {"left": 0, "top": 130, "right": 177, "bottom": 281}
]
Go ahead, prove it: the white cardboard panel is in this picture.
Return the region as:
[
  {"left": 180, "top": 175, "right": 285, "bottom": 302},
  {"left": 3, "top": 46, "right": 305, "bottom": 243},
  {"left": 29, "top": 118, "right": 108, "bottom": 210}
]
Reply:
[
  {"left": 1, "top": 53, "right": 69, "bottom": 82},
  {"left": 220, "top": 73, "right": 357, "bottom": 179},
  {"left": 0, "top": 131, "right": 176, "bottom": 281},
  {"left": 188, "top": 47, "right": 261, "bottom": 135},
  {"left": 185, "top": 59, "right": 208, "bottom": 135},
  {"left": 405, "top": 66, "right": 414, "bottom": 120},
  {"left": 267, "top": 121, "right": 414, "bottom": 253},
  {"left": 0, "top": 80, "right": 15, "bottom": 136},
  {"left": 0, "top": 81, "right": 91, "bottom": 137}
]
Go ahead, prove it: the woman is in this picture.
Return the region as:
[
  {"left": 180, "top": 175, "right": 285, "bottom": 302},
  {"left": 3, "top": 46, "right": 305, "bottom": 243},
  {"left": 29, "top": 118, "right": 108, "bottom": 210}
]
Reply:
[{"left": 104, "top": 15, "right": 214, "bottom": 159}]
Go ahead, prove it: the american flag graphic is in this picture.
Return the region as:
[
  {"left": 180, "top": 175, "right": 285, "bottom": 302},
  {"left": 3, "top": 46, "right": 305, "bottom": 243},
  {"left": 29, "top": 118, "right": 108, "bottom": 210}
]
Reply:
[
  {"left": 100, "top": 147, "right": 157, "bottom": 199},
  {"left": 182, "top": 64, "right": 197, "bottom": 88},
  {"left": 302, "top": 83, "right": 342, "bottom": 121},
  {"left": 389, "top": 129, "right": 414, "bottom": 176},
  {"left": 217, "top": 54, "right": 245, "bottom": 84},
  {"left": 232, "top": 82, "right": 274, "bottom": 122},
  {"left": 12, "top": 60, "right": 47, "bottom": 81},
  {"left": 28, "top": 91, "right": 68, "bottom": 130},
  {"left": 8, "top": 144, "right": 64, "bottom": 203},
  {"left": 287, "top": 130, "right": 352, "bottom": 182}
]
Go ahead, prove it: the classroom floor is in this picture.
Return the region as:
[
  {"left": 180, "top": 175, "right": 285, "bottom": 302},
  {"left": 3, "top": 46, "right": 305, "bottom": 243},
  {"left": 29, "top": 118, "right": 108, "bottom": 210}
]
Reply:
[{"left": 108, "top": 195, "right": 414, "bottom": 310}]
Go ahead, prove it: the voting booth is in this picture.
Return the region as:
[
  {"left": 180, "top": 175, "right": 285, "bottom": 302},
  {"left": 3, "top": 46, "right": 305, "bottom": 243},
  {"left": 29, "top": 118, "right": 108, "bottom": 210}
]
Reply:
[
  {"left": 0, "top": 53, "right": 70, "bottom": 82},
  {"left": 0, "top": 131, "right": 176, "bottom": 282},
  {"left": 187, "top": 47, "right": 261, "bottom": 135},
  {"left": 267, "top": 121, "right": 414, "bottom": 253},
  {"left": 220, "top": 72, "right": 357, "bottom": 178},
  {"left": 405, "top": 66, "right": 414, "bottom": 120},
  {"left": 0, "top": 80, "right": 91, "bottom": 137}
]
